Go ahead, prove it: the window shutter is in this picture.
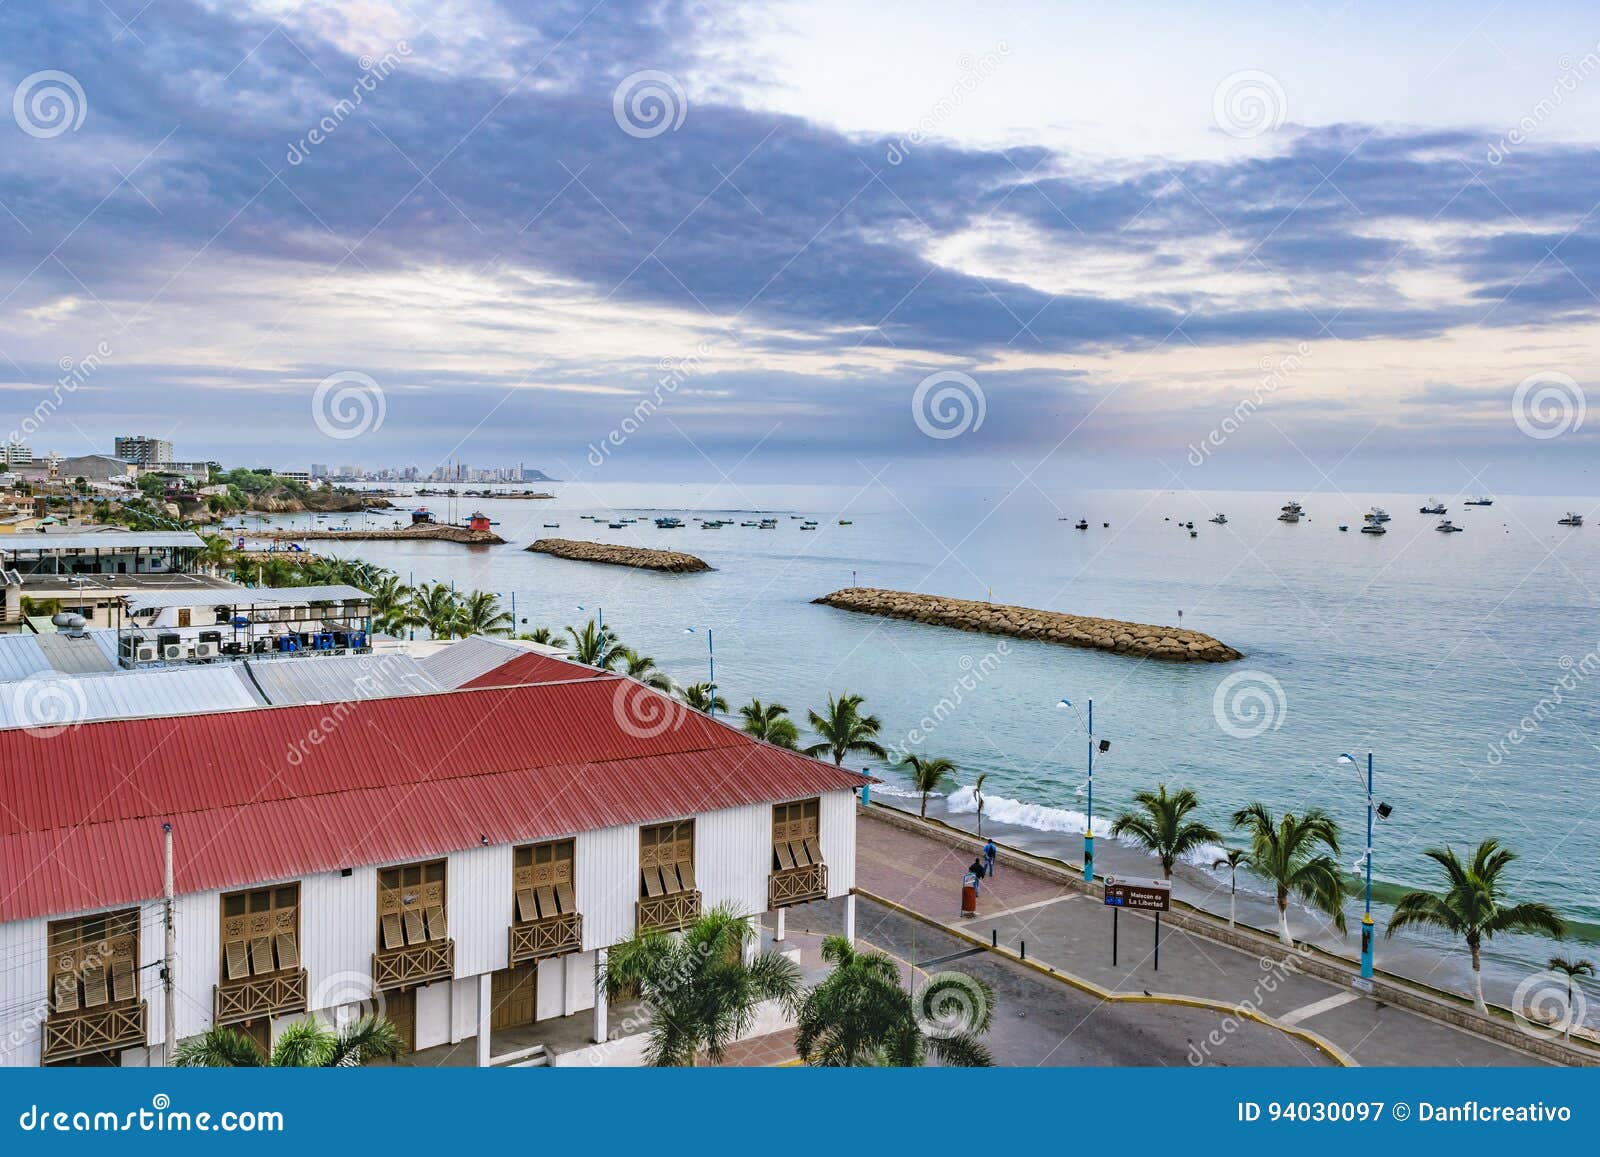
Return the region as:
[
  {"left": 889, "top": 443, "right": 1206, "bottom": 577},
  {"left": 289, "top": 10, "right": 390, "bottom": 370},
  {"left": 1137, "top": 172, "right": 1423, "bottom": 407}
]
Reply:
[
  {"left": 111, "top": 958, "right": 136, "bottom": 1003},
  {"left": 275, "top": 932, "right": 300, "bottom": 971},
  {"left": 53, "top": 971, "right": 79, "bottom": 1013},
  {"left": 225, "top": 938, "right": 250, "bottom": 980}
]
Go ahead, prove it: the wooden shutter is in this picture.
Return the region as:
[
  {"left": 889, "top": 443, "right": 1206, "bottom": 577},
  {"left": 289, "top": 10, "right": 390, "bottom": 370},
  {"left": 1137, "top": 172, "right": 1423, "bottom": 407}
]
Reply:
[
  {"left": 111, "top": 957, "right": 136, "bottom": 1003},
  {"left": 554, "top": 881, "right": 576, "bottom": 914},
  {"left": 275, "top": 932, "right": 300, "bottom": 970},
  {"left": 381, "top": 913, "right": 404, "bottom": 950},
  {"left": 424, "top": 905, "right": 447, "bottom": 941},
  {"left": 53, "top": 971, "right": 79, "bottom": 1013},
  {"left": 515, "top": 889, "right": 536, "bottom": 922},
  {"left": 402, "top": 909, "right": 425, "bottom": 945},
  {"left": 81, "top": 964, "right": 108, "bottom": 1007},
  {"left": 225, "top": 938, "right": 250, "bottom": 980}
]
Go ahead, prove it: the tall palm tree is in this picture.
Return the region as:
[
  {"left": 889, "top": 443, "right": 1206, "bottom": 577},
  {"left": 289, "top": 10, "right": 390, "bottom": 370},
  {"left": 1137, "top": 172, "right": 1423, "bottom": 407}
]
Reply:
[
  {"left": 366, "top": 572, "right": 412, "bottom": 636},
  {"left": 198, "top": 533, "right": 233, "bottom": 573},
  {"left": 1213, "top": 847, "right": 1249, "bottom": 928},
  {"left": 899, "top": 754, "right": 956, "bottom": 819},
  {"left": 1546, "top": 956, "right": 1595, "bottom": 1038},
  {"left": 739, "top": 699, "right": 799, "bottom": 748},
  {"left": 410, "top": 582, "right": 461, "bottom": 639},
  {"left": 804, "top": 692, "right": 887, "bottom": 767},
  {"left": 619, "top": 648, "right": 674, "bottom": 692},
  {"left": 565, "top": 619, "right": 625, "bottom": 668},
  {"left": 680, "top": 681, "right": 727, "bottom": 715},
  {"left": 1110, "top": 784, "right": 1221, "bottom": 879},
  {"left": 520, "top": 626, "right": 560, "bottom": 645},
  {"left": 796, "top": 936, "right": 994, "bottom": 1067},
  {"left": 1230, "top": 802, "right": 1347, "bottom": 947},
  {"left": 602, "top": 904, "right": 802, "bottom": 1066},
  {"left": 1387, "top": 839, "right": 1566, "bottom": 1013},
  {"left": 175, "top": 1015, "right": 402, "bottom": 1067},
  {"left": 973, "top": 772, "right": 988, "bottom": 836},
  {"left": 455, "top": 589, "right": 513, "bottom": 636}
]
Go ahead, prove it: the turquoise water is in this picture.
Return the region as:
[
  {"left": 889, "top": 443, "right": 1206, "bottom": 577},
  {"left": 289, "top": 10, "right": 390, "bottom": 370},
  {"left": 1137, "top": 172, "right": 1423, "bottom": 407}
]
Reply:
[{"left": 250, "top": 482, "right": 1600, "bottom": 1014}]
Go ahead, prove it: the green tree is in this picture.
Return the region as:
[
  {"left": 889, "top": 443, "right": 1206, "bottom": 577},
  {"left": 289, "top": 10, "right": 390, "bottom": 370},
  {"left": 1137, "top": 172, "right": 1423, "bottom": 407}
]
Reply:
[
  {"left": 680, "top": 681, "right": 727, "bottom": 715},
  {"left": 619, "top": 648, "right": 674, "bottom": 691},
  {"left": 520, "top": 626, "right": 561, "bottom": 645},
  {"left": 804, "top": 692, "right": 887, "bottom": 767},
  {"left": 365, "top": 573, "right": 413, "bottom": 636},
  {"left": 739, "top": 699, "right": 799, "bottom": 749},
  {"left": 455, "top": 590, "right": 513, "bottom": 636},
  {"left": 1546, "top": 956, "right": 1595, "bottom": 1039},
  {"left": 1387, "top": 839, "right": 1566, "bottom": 1012},
  {"left": 1213, "top": 848, "right": 1249, "bottom": 928},
  {"left": 973, "top": 772, "right": 988, "bottom": 836},
  {"left": 174, "top": 1015, "right": 402, "bottom": 1067},
  {"left": 602, "top": 904, "right": 802, "bottom": 1066},
  {"left": 898, "top": 753, "right": 956, "bottom": 819},
  {"left": 566, "top": 619, "right": 625, "bottom": 668},
  {"left": 1230, "top": 802, "right": 1347, "bottom": 947},
  {"left": 410, "top": 582, "right": 462, "bottom": 639},
  {"left": 796, "top": 936, "right": 994, "bottom": 1067},
  {"left": 1110, "top": 784, "right": 1221, "bottom": 879}
]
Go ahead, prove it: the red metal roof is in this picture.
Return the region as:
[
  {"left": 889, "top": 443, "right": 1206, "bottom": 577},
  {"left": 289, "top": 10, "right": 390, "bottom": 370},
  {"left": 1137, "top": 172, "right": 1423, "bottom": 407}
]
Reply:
[
  {"left": 0, "top": 678, "right": 866, "bottom": 923},
  {"left": 462, "top": 650, "right": 610, "bottom": 689}
]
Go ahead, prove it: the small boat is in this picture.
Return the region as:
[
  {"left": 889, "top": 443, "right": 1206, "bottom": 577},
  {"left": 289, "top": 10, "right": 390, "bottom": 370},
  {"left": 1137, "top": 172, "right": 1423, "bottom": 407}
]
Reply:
[
  {"left": 1278, "top": 510, "right": 1300, "bottom": 523},
  {"left": 1075, "top": 519, "right": 1089, "bottom": 530},
  {"left": 654, "top": 517, "right": 683, "bottom": 529},
  {"left": 758, "top": 518, "right": 777, "bottom": 529},
  {"left": 1210, "top": 514, "right": 1227, "bottom": 524},
  {"left": 608, "top": 521, "right": 624, "bottom": 529},
  {"left": 1189, "top": 529, "right": 1197, "bottom": 538},
  {"left": 799, "top": 524, "right": 815, "bottom": 531},
  {"left": 1281, "top": 500, "right": 1304, "bottom": 515},
  {"left": 741, "top": 521, "right": 758, "bottom": 527},
  {"left": 1102, "top": 522, "right": 1109, "bottom": 528},
  {"left": 1436, "top": 520, "right": 1463, "bottom": 532},
  {"left": 1360, "top": 523, "right": 1387, "bottom": 535},
  {"left": 1338, "top": 524, "right": 1349, "bottom": 532},
  {"left": 1367, "top": 507, "right": 1391, "bottom": 523},
  {"left": 542, "top": 523, "right": 560, "bottom": 528},
  {"left": 839, "top": 520, "right": 853, "bottom": 525},
  {"left": 1185, "top": 521, "right": 1194, "bottom": 530},
  {"left": 1558, "top": 512, "right": 1584, "bottom": 526},
  {"left": 1420, "top": 501, "right": 1447, "bottom": 514},
  {"left": 1465, "top": 497, "right": 1494, "bottom": 506}
]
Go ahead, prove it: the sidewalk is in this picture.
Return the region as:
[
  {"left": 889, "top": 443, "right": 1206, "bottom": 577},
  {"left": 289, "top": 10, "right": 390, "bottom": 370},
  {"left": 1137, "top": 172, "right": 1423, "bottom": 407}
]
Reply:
[{"left": 856, "top": 809, "right": 1549, "bottom": 1067}]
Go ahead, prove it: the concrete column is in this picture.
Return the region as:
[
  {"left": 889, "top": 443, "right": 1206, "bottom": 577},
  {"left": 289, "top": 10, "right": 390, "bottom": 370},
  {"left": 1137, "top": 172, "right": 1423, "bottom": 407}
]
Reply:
[
  {"left": 592, "top": 949, "right": 609, "bottom": 1043},
  {"left": 844, "top": 892, "right": 856, "bottom": 945},
  {"left": 475, "top": 973, "right": 492, "bottom": 1068},
  {"left": 775, "top": 907, "right": 786, "bottom": 943}
]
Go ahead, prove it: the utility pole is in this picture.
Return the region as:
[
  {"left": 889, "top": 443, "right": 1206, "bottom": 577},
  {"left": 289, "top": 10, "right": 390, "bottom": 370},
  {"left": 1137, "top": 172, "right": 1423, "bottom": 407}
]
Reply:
[{"left": 162, "top": 822, "right": 176, "bottom": 1066}]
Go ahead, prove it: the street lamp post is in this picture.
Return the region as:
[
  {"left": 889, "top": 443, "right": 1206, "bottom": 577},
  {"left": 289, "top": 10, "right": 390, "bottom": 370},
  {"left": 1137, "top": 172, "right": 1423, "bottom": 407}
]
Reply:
[
  {"left": 684, "top": 627, "right": 715, "bottom": 714},
  {"left": 1339, "top": 751, "right": 1376, "bottom": 981},
  {"left": 1060, "top": 697, "right": 1096, "bottom": 882},
  {"left": 576, "top": 603, "right": 602, "bottom": 631}
]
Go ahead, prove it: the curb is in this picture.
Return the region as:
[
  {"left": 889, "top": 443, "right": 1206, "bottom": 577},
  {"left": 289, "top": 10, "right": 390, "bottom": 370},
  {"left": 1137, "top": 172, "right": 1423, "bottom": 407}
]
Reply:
[{"left": 859, "top": 888, "right": 1355, "bottom": 1067}]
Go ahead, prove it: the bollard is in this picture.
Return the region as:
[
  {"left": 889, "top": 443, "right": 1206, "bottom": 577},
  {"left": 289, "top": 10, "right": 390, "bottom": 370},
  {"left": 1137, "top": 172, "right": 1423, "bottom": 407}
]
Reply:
[
  {"left": 991, "top": 929, "right": 997, "bottom": 947},
  {"left": 1020, "top": 940, "right": 1026, "bottom": 961}
]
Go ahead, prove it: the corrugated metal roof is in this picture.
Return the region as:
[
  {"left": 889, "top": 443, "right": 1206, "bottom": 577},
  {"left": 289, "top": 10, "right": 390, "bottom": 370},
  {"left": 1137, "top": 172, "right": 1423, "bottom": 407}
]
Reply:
[
  {"left": 0, "top": 678, "right": 866, "bottom": 922},
  {"left": 246, "top": 653, "right": 440, "bottom": 705},
  {"left": 461, "top": 650, "right": 608, "bottom": 688},
  {"left": 0, "top": 531, "right": 204, "bottom": 552},
  {"left": 0, "top": 634, "right": 50, "bottom": 681},
  {"left": 416, "top": 635, "right": 525, "bottom": 687},
  {"left": 34, "top": 633, "right": 117, "bottom": 675},
  {"left": 0, "top": 665, "right": 262, "bottom": 732},
  {"left": 122, "top": 584, "right": 370, "bottom": 614}
]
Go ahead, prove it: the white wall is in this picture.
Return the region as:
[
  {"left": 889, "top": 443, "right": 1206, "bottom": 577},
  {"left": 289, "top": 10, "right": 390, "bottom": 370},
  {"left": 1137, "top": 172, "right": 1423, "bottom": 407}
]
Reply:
[
  {"left": 698, "top": 803, "right": 769, "bottom": 916},
  {"left": 447, "top": 844, "right": 511, "bottom": 980},
  {"left": 821, "top": 789, "right": 858, "bottom": 898},
  {"left": 575, "top": 824, "right": 636, "bottom": 951},
  {"left": 415, "top": 981, "right": 451, "bottom": 1050}
]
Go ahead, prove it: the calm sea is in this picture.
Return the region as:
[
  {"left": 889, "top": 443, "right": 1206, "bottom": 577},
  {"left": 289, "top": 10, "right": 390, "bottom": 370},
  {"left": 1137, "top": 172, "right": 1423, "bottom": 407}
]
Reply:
[{"left": 246, "top": 482, "right": 1600, "bottom": 1021}]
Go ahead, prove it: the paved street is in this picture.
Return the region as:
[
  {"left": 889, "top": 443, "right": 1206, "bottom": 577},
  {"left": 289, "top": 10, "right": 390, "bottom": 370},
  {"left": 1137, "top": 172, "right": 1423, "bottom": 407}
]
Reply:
[{"left": 856, "top": 810, "right": 1547, "bottom": 1067}]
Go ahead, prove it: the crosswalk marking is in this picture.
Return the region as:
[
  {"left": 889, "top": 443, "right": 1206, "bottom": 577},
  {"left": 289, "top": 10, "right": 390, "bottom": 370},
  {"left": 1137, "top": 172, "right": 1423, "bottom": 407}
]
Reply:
[{"left": 1278, "top": 989, "right": 1363, "bottom": 1026}]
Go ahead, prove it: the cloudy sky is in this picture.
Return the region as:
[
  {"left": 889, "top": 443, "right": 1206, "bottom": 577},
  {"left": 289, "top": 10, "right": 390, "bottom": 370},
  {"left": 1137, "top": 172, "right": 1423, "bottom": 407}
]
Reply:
[{"left": 2, "top": 0, "right": 1598, "bottom": 491}]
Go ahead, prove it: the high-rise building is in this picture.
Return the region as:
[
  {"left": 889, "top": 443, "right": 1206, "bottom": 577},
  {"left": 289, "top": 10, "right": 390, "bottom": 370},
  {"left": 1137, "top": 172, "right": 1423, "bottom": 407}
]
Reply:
[
  {"left": 1, "top": 443, "right": 32, "bottom": 467},
  {"left": 113, "top": 435, "right": 174, "bottom": 467},
  {"left": 310, "top": 463, "right": 329, "bottom": 479}
]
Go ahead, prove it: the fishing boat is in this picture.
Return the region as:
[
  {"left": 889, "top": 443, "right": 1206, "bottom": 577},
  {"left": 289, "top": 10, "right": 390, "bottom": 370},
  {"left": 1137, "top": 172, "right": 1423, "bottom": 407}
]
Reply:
[
  {"left": 653, "top": 517, "right": 683, "bottom": 529},
  {"left": 1420, "top": 501, "right": 1447, "bottom": 514},
  {"left": 839, "top": 520, "right": 853, "bottom": 525},
  {"left": 1277, "top": 509, "right": 1300, "bottom": 523},
  {"left": 1209, "top": 514, "right": 1228, "bottom": 524},
  {"left": 1338, "top": 524, "right": 1349, "bottom": 531},
  {"left": 1102, "top": 522, "right": 1109, "bottom": 528},
  {"left": 1075, "top": 519, "right": 1089, "bottom": 530},
  {"left": 1281, "top": 500, "right": 1304, "bottom": 515},
  {"left": 1360, "top": 523, "right": 1387, "bottom": 534},
  {"left": 608, "top": 521, "right": 624, "bottom": 529},
  {"left": 1558, "top": 512, "right": 1585, "bottom": 526},
  {"left": 1367, "top": 507, "right": 1391, "bottom": 523},
  {"left": 542, "top": 523, "right": 560, "bottom": 528},
  {"left": 1465, "top": 496, "right": 1494, "bottom": 506},
  {"left": 758, "top": 518, "right": 777, "bottom": 529},
  {"left": 1435, "top": 520, "right": 1463, "bottom": 532},
  {"left": 1189, "top": 529, "right": 1198, "bottom": 537}
]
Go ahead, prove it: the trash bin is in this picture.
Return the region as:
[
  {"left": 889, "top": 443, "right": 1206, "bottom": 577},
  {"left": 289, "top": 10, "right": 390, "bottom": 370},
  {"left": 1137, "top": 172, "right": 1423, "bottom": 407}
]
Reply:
[{"left": 961, "top": 872, "right": 978, "bottom": 917}]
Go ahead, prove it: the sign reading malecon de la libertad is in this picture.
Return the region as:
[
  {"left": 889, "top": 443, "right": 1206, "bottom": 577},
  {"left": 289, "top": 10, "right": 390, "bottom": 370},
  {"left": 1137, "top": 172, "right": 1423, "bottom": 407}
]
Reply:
[{"left": 1103, "top": 876, "right": 1171, "bottom": 911}]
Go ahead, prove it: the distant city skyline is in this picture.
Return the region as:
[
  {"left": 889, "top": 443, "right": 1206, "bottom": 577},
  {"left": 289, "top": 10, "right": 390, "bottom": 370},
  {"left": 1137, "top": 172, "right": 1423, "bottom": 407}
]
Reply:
[{"left": 2, "top": 1, "right": 1598, "bottom": 495}]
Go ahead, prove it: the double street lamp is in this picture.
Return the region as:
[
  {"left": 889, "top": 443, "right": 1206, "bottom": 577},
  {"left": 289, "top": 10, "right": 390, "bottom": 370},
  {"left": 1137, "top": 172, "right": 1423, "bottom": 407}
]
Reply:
[
  {"left": 1336, "top": 751, "right": 1392, "bottom": 982},
  {"left": 1059, "top": 698, "right": 1110, "bottom": 882}
]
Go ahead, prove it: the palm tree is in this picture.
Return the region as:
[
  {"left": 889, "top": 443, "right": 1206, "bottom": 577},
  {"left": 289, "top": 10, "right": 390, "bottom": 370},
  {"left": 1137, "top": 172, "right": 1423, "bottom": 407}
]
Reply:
[
  {"left": 619, "top": 648, "right": 674, "bottom": 692},
  {"left": 973, "top": 772, "right": 988, "bottom": 836},
  {"left": 602, "top": 904, "right": 802, "bottom": 1066},
  {"left": 198, "top": 533, "right": 233, "bottom": 573},
  {"left": 739, "top": 699, "right": 799, "bottom": 748},
  {"left": 898, "top": 753, "right": 956, "bottom": 819},
  {"left": 795, "top": 936, "right": 994, "bottom": 1066},
  {"left": 455, "top": 590, "right": 513, "bottom": 636},
  {"left": 520, "top": 626, "right": 560, "bottom": 645},
  {"left": 1546, "top": 956, "right": 1595, "bottom": 1038},
  {"left": 1387, "top": 839, "right": 1566, "bottom": 1013},
  {"left": 409, "top": 582, "right": 461, "bottom": 640},
  {"left": 1110, "top": 784, "right": 1221, "bottom": 879},
  {"left": 366, "top": 572, "right": 412, "bottom": 636},
  {"left": 680, "top": 681, "right": 727, "bottom": 715},
  {"left": 175, "top": 1015, "right": 402, "bottom": 1067},
  {"left": 566, "top": 619, "right": 625, "bottom": 668},
  {"left": 1230, "top": 802, "right": 1347, "bottom": 947},
  {"left": 1213, "top": 848, "right": 1249, "bottom": 927},
  {"left": 804, "top": 692, "right": 887, "bottom": 767}
]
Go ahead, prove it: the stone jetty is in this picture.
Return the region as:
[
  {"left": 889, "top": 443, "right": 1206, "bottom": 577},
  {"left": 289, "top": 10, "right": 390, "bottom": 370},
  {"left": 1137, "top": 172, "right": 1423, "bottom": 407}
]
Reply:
[
  {"left": 813, "top": 588, "right": 1241, "bottom": 662},
  {"left": 255, "top": 524, "right": 505, "bottom": 545},
  {"left": 526, "top": 538, "right": 712, "bottom": 572}
]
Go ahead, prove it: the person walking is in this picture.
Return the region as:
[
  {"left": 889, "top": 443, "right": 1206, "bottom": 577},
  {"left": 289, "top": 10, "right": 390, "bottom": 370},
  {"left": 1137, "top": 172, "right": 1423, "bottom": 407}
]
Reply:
[
  {"left": 983, "top": 839, "right": 997, "bottom": 877},
  {"left": 968, "top": 856, "right": 985, "bottom": 896}
]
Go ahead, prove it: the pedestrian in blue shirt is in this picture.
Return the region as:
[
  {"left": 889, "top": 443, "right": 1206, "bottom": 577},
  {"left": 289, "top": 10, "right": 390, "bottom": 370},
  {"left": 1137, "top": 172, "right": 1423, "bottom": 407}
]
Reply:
[{"left": 983, "top": 839, "right": 997, "bottom": 877}]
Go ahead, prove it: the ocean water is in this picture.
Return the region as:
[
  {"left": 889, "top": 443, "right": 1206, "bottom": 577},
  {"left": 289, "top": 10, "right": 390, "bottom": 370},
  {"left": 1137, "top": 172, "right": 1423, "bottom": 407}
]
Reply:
[{"left": 248, "top": 482, "right": 1600, "bottom": 1019}]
